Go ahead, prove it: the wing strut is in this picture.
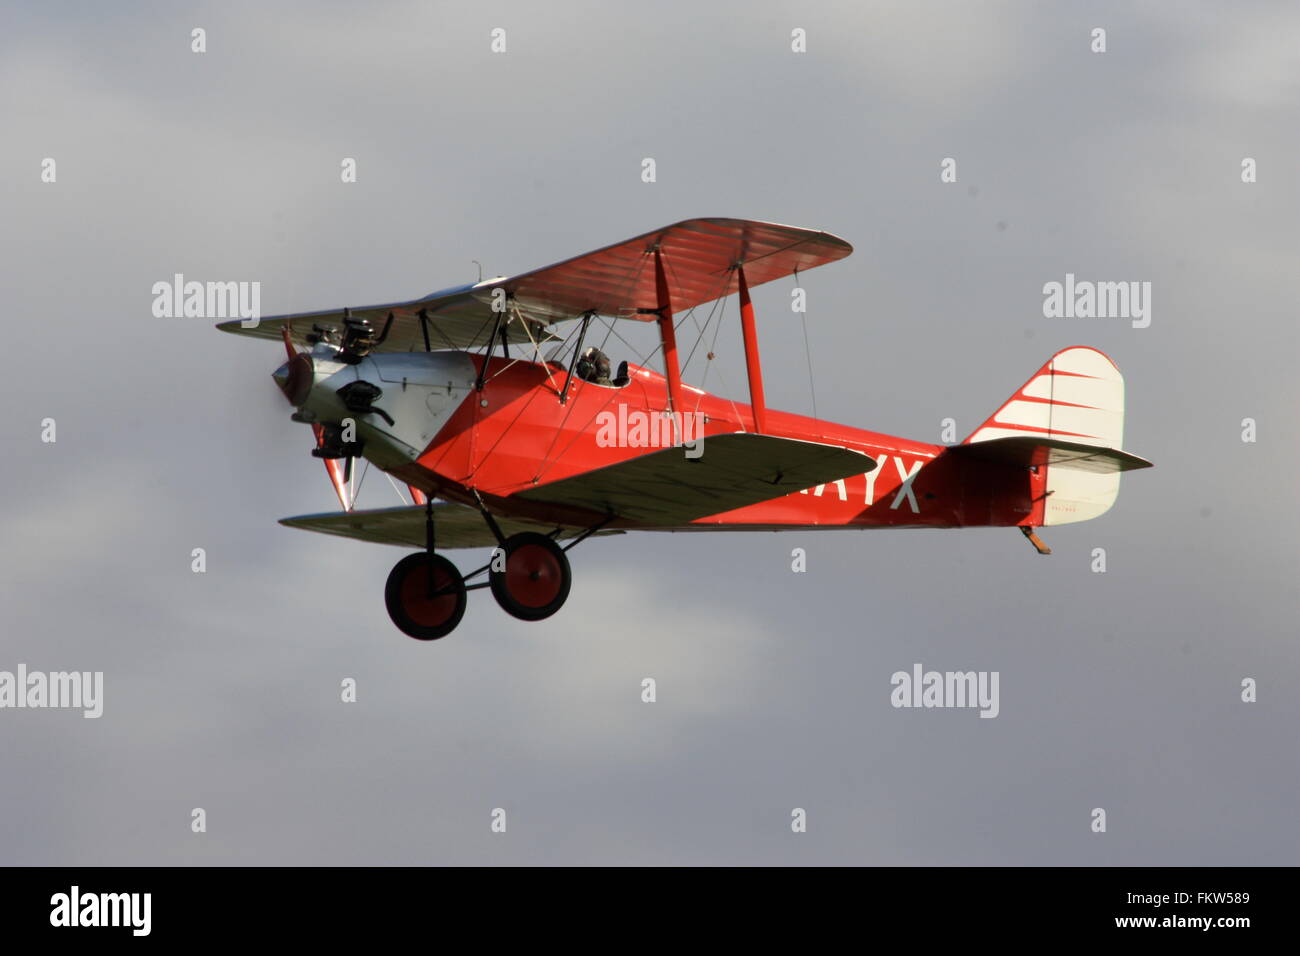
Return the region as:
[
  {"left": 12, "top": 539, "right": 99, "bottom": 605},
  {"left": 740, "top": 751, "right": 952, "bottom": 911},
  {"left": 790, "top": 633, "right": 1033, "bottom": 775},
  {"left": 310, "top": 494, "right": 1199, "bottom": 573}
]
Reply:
[
  {"left": 475, "top": 305, "right": 504, "bottom": 391},
  {"left": 559, "top": 312, "right": 593, "bottom": 405},
  {"left": 653, "top": 248, "right": 685, "bottom": 421},
  {"left": 418, "top": 308, "right": 432, "bottom": 351},
  {"left": 736, "top": 265, "right": 768, "bottom": 433}
]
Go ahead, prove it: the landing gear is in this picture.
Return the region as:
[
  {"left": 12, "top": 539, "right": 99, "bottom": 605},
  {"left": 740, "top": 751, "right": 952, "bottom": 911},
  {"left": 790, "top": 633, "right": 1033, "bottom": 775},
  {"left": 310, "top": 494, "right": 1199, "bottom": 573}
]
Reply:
[
  {"left": 381, "top": 499, "right": 598, "bottom": 641},
  {"left": 384, "top": 554, "right": 466, "bottom": 640},
  {"left": 489, "top": 532, "right": 572, "bottom": 621},
  {"left": 384, "top": 499, "right": 466, "bottom": 640}
]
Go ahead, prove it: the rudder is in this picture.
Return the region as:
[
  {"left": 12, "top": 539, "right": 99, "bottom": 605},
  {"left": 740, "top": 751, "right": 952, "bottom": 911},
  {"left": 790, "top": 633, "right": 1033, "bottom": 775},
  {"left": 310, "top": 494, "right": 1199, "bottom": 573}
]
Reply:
[{"left": 964, "top": 346, "right": 1130, "bottom": 526}]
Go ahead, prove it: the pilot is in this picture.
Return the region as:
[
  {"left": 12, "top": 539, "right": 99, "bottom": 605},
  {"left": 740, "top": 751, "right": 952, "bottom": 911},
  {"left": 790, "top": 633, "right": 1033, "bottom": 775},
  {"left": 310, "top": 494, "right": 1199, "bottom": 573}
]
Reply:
[{"left": 576, "top": 346, "right": 612, "bottom": 386}]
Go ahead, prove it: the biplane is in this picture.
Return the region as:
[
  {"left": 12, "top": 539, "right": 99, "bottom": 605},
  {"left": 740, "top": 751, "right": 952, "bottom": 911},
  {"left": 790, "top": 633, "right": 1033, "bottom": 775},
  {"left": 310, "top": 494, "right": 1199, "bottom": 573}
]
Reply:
[{"left": 219, "top": 218, "right": 1152, "bottom": 640}]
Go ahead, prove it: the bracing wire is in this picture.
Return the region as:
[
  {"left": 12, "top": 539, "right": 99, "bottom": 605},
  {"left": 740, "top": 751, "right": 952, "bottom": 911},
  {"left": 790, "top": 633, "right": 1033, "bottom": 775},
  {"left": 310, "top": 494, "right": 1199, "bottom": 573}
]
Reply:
[
  {"left": 795, "top": 268, "right": 818, "bottom": 421},
  {"left": 384, "top": 471, "right": 410, "bottom": 504},
  {"left": 353, "top": 458, "right": 370, "bottom": 503}
]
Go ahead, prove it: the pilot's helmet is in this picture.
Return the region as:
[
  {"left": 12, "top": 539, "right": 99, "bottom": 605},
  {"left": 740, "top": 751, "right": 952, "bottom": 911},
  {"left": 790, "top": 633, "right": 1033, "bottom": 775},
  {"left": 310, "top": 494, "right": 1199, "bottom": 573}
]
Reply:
[{"left": 582, "top": 347, "right": 610, "bottom": 377}]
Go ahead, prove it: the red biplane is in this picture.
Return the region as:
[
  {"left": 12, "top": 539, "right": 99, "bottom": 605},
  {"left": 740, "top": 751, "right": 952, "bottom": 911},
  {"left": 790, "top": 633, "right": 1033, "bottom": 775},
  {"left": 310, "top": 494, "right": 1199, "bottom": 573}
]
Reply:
[{"left": 219, "top": 218, "right": 1152, "bottom": 640}]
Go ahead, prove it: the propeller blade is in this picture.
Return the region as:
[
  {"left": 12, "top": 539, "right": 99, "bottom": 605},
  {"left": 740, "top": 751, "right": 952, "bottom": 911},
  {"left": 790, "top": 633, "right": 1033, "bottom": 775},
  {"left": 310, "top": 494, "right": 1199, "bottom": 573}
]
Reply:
[{"left": 312, "top": 423, "right": 352, "bottom": 512}]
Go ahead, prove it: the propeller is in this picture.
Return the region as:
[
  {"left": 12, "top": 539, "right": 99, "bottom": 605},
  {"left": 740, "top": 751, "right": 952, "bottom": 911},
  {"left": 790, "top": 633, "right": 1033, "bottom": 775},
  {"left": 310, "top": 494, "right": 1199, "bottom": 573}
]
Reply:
[
  {"left": 275, "top": 326, "right": 353, "bottom": 512},
  {"left": 312, "top": 424, "right": 353, "bottom": 513}
]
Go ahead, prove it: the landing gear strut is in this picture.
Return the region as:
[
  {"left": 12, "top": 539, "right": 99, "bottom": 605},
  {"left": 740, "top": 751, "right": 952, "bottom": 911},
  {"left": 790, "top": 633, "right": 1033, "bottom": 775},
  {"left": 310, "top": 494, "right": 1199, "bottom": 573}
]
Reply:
[{"left": 384, "top": 501, "right": 466, "bottom": 640}]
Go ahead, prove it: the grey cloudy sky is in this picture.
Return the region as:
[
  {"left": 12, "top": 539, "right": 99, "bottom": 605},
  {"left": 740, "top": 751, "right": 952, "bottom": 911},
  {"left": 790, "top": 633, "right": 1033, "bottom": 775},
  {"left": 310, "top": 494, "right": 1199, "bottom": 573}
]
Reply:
[{"left": 1, "top": 1, "right": 1296, "bottom": 864}]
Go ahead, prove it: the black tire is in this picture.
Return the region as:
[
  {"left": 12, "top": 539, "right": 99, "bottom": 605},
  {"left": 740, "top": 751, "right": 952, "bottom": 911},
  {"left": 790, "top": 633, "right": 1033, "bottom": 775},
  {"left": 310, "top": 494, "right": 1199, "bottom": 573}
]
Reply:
[
  {"left": 488, "top": 532, "right": 572, "bottom": 622},
  {"left": 384, "top": 552, "right": 466, "bottom": 640}
]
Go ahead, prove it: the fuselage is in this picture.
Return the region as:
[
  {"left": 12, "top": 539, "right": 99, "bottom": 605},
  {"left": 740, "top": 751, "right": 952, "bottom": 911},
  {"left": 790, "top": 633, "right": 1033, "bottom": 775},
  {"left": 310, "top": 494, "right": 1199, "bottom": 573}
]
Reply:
[{"left": 378, "top": 354, "right": 1042, "bottom": 532}]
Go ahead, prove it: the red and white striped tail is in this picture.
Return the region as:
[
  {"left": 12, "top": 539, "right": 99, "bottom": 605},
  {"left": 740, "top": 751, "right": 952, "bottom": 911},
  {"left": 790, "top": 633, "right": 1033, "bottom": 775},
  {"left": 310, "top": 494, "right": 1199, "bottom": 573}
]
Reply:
[{"left": 965, "top": 346, "right": 1129, "bottom": 526}]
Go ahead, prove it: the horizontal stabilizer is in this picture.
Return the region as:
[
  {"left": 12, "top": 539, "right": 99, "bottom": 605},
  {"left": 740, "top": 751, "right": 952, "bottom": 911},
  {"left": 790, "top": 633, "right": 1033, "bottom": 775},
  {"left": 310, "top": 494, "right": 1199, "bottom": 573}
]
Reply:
[
  {"left": 280, "top": 502, "right": 622, "bottom": 550},
  {"left": 951, "top": 436, "right": 1152, "bottom": 474},
  {"left": 515, "top": 433, "right": 876, "bottom": 525}
]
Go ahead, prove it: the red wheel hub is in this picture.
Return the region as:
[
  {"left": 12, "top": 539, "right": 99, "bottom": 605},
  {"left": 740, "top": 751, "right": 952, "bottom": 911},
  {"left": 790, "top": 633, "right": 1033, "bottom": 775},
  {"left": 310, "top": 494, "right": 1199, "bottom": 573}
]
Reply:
[
  {"left": 506, "top": 542, "right": 564, "bottom": 608},
  {"left": 398, "top": 561, "right": 459, "bottom": 627},
  {"left": 487, "top": 532, "right": 571, "bottom": 622}
]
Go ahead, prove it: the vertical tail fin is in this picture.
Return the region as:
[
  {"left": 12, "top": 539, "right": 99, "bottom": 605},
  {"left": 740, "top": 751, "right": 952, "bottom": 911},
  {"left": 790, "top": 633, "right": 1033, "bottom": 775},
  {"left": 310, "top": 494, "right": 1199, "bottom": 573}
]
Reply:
[{"left": 964, "top": 346, "right": 1133, "bottom": 525}]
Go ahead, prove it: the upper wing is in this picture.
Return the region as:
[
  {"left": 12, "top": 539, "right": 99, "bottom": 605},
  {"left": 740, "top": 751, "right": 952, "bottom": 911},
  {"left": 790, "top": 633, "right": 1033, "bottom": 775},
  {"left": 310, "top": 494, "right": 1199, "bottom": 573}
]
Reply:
[
  {"left": 216, "top": 281, "right": 556, "bottom": 352},
  {"left": 949, "top": 436, "right": 1153, "bottom": 474},
  {"left": 482, "top": 218, "right": 852, "bottom": 322},
  {"left": 279, "top": 501, "right": 623, "bottom": 550},
  {"left": 218, "top": 219, "right": 852, "bottom": 349},
  {"left": 513, "top": 433, "right": 876, "bottom": 525}
]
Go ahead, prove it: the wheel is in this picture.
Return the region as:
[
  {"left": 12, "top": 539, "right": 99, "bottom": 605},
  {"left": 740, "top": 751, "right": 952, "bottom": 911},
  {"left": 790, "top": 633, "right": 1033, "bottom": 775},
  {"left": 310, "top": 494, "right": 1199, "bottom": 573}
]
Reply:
[
  {"left": 489, "top": 532, "right": 572, "bottom": 622},
  {"left": 384, "top": 552, "right": 466, "bottom": 640}
]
